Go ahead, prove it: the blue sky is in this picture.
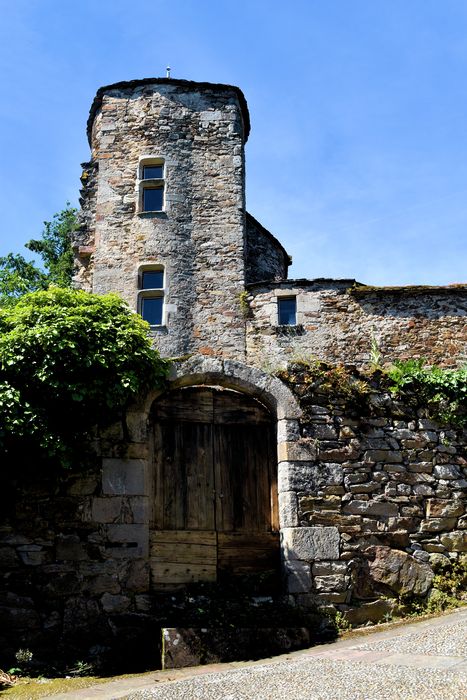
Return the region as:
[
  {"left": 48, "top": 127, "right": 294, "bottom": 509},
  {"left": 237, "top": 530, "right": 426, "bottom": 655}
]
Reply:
[{"left": 1, "top": 0, "right": 466, "bottom": 285}]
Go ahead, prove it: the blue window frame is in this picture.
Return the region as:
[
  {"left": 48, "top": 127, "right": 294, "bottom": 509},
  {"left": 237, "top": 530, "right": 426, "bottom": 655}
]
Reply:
[
  {"left": 278, "top": 297, "right": 296, "bottom": 326},
  {"left": 139, "top": 267, "right": 165, "bottom": 326},
  {"left": 140, "top": 159, "right": 165, "bottom": 212},
  {"left": 143, "top": 164, "right": 163, "bottom": 179},
  {"left": 142, "top": 187, "right": 163, "bottom": 212},
  {"left": 142, "top": 270, "right": 164, "bottom": 289},
  {"left": 141, "top": 297, "right": 163, "bottom": 326}
]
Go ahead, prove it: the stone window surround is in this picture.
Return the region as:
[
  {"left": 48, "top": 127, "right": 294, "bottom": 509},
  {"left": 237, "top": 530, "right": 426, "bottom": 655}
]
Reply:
[
  {"left": 137, "top": 263, "right": 166, "bottom": 327},
  {"left": 274, "top": 289, "right": 300, "bottom": 327},
  {"left": 136, "top": 155, "right": 166, "bottom": 214}
]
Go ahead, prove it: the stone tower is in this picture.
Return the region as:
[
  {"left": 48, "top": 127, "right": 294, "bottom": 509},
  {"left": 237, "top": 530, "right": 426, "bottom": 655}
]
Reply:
[{"left": 74, "top": 78, "right": 251, "bottom": 360}]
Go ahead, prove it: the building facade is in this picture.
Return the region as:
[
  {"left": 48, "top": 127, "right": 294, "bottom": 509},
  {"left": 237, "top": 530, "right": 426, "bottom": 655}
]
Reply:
[{"left": 1, "top": 78, "right": 465, "bottom": 669}]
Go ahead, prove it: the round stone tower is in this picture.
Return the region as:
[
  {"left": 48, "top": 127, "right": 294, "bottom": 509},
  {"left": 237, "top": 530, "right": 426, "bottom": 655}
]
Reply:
[{"left": 74, "top": 78, "right": 251, "bottom": 360}]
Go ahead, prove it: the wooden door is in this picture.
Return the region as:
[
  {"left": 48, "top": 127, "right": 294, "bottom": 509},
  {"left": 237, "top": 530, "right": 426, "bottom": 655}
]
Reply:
[{"left": 150, "top": 387, "right": 279, "bottom": 589}]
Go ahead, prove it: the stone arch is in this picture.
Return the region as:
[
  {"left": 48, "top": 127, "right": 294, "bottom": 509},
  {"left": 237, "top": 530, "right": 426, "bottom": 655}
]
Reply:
[
  {"left": 141, "top": 356, "right": 306, "bottom": 591},
  {"left": 143, "top": 356, "right": 301, "bottom": 421},
  {"left": 140, "top": 356, "right": 306, "bottom": 535}
]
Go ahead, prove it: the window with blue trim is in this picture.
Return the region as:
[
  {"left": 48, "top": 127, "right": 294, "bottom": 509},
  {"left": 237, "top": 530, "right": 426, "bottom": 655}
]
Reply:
[
  {"left": 140, "top": 159, "right": 165, "bottom": 212},
  {"left": 138, "top": 268, "right": 165, "bottom": 326},
  {"left": 278, "top": 297, "right": 296, "bottom": 326}
]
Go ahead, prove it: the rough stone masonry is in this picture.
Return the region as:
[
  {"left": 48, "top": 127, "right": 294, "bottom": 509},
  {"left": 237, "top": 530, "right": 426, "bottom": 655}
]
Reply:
[{"left": 0, "top": 78, "right": 465, "bottom": 668}]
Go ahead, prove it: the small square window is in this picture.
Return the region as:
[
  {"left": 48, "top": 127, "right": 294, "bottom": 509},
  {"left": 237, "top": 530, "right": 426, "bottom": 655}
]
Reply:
[
  {"left": 143, "top": 187, "right": 163, "bottom": 212},
  {"left": 141, "top": 296, "right": 163, "bottom": 326},
  {"left": 278, "top": 297, "right": 296, "bottom": 325},
  {"left": 142, "top": 270, "right": 164, "bottom": 289},
  {"left": 143, "top": 164, "right": 163, "bottom": 179}
]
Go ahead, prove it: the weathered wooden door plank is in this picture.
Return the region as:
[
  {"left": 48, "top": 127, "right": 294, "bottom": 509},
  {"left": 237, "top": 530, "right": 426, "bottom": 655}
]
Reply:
[{"left": 151, "top": 387, "right": 278, "bottom": 588}]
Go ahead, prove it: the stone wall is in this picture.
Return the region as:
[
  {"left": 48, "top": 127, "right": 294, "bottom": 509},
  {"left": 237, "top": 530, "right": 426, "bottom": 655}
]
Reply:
[
  {"left": 245, "top": 212, "right": 290, "bottom": 283},
  {"left": 1, "top": 358, "right": 465, "bottom": 668},
  {"left": 74, "top": 78, "right": 250, "bottom": 360},
  {"left": 278, "top": 364, "right": 467, "bottom": 618},
  {"left": 0, "top": 452, "right": 156, "bottom": 670},
  {"left": 246, "top": 280, "right": 467, "bottom": 369}
]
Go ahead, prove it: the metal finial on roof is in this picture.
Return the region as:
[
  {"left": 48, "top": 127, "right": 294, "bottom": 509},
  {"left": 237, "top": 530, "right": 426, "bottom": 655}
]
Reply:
[{"left": 166, "top": 66, "right": 171, "bottom": 79}]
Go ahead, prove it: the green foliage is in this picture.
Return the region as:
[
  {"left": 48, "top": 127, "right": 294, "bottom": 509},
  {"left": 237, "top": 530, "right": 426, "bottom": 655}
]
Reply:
[
  {"left": 0, "top": 205, "right": 76, "bottom": 306},
  {"left": 0, "top": 287, "right": 169, "bottom": 468},
  {"left": 402, "top": 558, "right": 467, "bottom": 617},
  {"left": 385, "top": 359, "right": 467, "bottom": 426},
  {"left": 0, "top": 254, "right": 47, "bottom": 305},
  {"left": 25, "top": 206, "right": 76, "bottom": 288},
  {"left": 330, "top": 610, "right": 353, "bottom": 633},
  {"left": 431, "top": 556, "right": 467, "bottom": 598},
  {"left": 238, "top": 290, "right": 251, "bottom": 318},
  {"left": 279, "top": 354, "right": 467, "bottom": 429},
  {"left": 67, "top": 660, "right": 95, "bottom": 677},
  {"left": 369, "top": 331, "right": 382, "bottom": 370}
]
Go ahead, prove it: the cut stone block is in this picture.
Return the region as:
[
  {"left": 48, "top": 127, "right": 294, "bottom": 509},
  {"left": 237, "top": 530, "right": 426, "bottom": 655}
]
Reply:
[
  {"left": 91, "top": 496, "right": 148, "bottom": 524},
  {"left": 278, "top": 491, "right": 298, "bottom": 527},
  {"left": 278, "top": 462, "right": 343, "bottom": 493},
  {"left": 281, "top": 526, "right": 340, "bottom": 562},
  {"left": 284, "top": 560, "right": 311, "bottom": 593},
  {"left": 102, "top": 458, "right": 146, "bottom": 495},
  {"left": 278, "top": 441, "right": 317, "bottom": 462},
  {"left": 276, "top": 419, "right": 301, "bottom": 443}
]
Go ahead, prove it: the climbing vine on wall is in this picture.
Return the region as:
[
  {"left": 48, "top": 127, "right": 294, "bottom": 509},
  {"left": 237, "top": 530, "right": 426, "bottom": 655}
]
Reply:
[
  {"left": 278, "top": 358, "right": 467, "bottom": 427},
  {"left": 385, "top": 359, "right": 467, "bottom": 427},
  {"left": 0, "top": 287, "right": 170, "bottom": 468}
]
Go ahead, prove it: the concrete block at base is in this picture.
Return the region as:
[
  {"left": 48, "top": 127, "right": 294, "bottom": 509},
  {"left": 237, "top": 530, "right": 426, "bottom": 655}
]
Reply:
[{"left": 281, "top": 526, "right": 340, "bottom": 561}]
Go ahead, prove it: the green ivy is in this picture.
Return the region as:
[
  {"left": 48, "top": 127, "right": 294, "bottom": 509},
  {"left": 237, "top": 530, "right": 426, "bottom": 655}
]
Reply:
[
  {"left": 278, "top": 357, "right": 467, "bottom": 428},
  {"left": 0, "top": 287, "right": 170, "bottom": 468},
  {"left": 385, "top": 359, "right": 467, "bottom": 427}
]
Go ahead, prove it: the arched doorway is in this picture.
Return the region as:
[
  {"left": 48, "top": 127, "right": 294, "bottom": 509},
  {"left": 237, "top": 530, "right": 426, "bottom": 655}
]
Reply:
[{"left": 149, "top": 386, "right": 279, "bottom": 590}]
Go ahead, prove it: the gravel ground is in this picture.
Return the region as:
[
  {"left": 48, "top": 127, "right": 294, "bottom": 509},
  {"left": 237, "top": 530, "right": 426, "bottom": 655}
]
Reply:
[
  {"left": 125, "top": 615, "right": 467, "bottom": 700},
  {"left": 355, "top": 619, "right": 466, "bottom": 657},
  {"left": 126, "top": 658, "right": 467, "bottom": 700}
]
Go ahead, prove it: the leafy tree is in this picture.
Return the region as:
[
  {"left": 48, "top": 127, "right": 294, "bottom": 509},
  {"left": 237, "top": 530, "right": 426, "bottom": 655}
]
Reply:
[
  {"left": 0, "top": 287, "right": 169, "bottom": 468},
  {"left": 0, "top": 204, "right": 76, "bottom": 306}
]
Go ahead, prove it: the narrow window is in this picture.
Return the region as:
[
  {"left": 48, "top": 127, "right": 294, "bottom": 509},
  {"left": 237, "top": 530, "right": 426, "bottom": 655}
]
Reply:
[
  {"left": 142, "top": 164, "right": 163, "bottom": 179},
  {"left": 140, "top": 159, "right": 165, "bottom": 212},
  {"left": 141, "top": 297, "right": 163, "bottom": 326},
  {"left": 138, "top": 267, "right": 165, "bottom": 326},
  {"left": 142, "top": 270, "right": 164, "bottom": 290},
  {"left": 142, "top": 187, "right": 163, "bottom": 212},
  {"left": 278, "top": 297, "right": 296, "bottom": 326}
]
